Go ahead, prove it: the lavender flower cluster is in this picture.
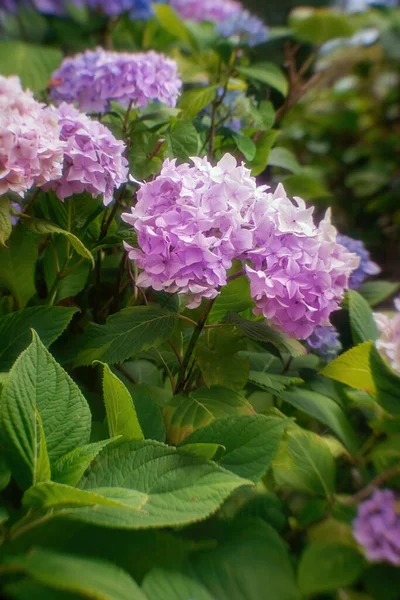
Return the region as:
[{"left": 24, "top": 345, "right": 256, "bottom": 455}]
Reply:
[
  {"left": 306, "top": 325, "right": 342, "bottom": 362},
  {"left": 353, "top": 489, "right": 400, "bottom": 567},
  {"left": 170, "top": 0, "right": 268, "bottom": 47},
  {"left": 337, "top": 234, "right": 381, "bottom": 289},
  {"left": 123, "top": 154, "right": 359, "bottom": 338},
  {"left": 374, "top": 297, "right": 400, "bottom": 374},
  {"left": 0, "top": 75, "right": 128, "bottom": 204},
  {"left": 50, "top": 48, "right": 182, "bottom": 113},
  {"left": 0, "top": 0, "right": 164, "bottom": 19}
]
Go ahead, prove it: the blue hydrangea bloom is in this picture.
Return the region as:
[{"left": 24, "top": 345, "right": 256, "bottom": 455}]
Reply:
[
  {"left": 306, "top": 325, "right": 342, "bottom": 362},
  {"left": 337, "top": 234, "right": 380, "bottom": 289}
]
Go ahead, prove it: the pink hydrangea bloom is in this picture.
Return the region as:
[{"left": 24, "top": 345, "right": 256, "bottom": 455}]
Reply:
[
  {"left": 46, "top": 103, "right": 128, "bottom": 205},
  {"left": 50, "top": 48, "right": 182, "bottom": 113},
  {"left": 374, "top": 298, "right": 400, "bottom": 374},
  {"left": 242, "top": 185, "right": 359, "bottom": 339},
  {"left": 0, "top": 75, "right": 64, "bottom": 197},
  {"left": 123, "top": 154, "right": 358, "bottom": 329},
  {"left": 122, "top": 154, "right": 258, "bottom": 308},
  {"left": 170, "top": 0, "right": 241, "bottom": 22}
]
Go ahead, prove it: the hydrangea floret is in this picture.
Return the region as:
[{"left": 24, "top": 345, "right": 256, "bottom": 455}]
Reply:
[
  {"left": 374, "top": 297, "right": 400, "bottom": 374},
  {"left": 123, "top": 154, "right": 359, "bottom": 338},
  {"left": 0, "top": 75, "right": 64, "bottom": 197},
  {"left": 353, "top": 488, "right": 400, "bottom": 567},
  {"left": 50, "top": 48, "right": 182, "bottom": 113},
  {"left": 46, "top": 103, "right": 128, "bottom": 205},
  {"left": 306, "top": 325, "right": 342, "bottom": 362},
  {"left": 337, "top": 234, "right": 380, "bottom": 289}
]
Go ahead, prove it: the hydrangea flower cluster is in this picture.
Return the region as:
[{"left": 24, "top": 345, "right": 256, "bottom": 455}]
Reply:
[
  {"left": 337, "top": 234, "right": 380, "bottom": 289},
  {"left": 50, "top": 48, "right": 182, "bottom": 113},
  {"left": 374, "top": 297, "right": 400, "bottom": 374},
  {"left": 0, "top": 0, "right": 164, "bottom": 19},
  {"left": 0, "top": 75, "right": 64, "bottom": 197},
  {"left": 170, "top": 0, "right": 268, "bottom": 47},
  {"left": 46, "top": 103, "right": 128, "bottom": 205},
  {"left": 306, "top": 325, "right": 342, "bottom": 362},
  {"left": 353, "top": 488, "right": 400, "bottom": 567},
  {"left": 123, "top": 154, "right": 359, "bottom": 338}
]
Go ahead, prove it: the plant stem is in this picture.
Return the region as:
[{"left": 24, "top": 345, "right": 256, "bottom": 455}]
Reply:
[{"left": 175, "top": 298, "right": 216, "bottom": 394}]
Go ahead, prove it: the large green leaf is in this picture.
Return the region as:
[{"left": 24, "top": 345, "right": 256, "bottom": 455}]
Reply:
[
  {"left": 283, "top": 174, "right": 329, "bottom": 200},
  {"left": 273, "top": 427, "right": 336, "bottom": 497},
  {"left": 248, "top": 371, "right": 303, "bottom": 394},
  {"left": 52, "top": 440, "right": 115, "bottom": 487},
  {"left": 75, "top": 307, "right": 177, "bottom": 367},
  {"left": 370, "top": 345, "right": 400, "bottom": 416},
  {"left": 289, "top": 8, "right": 354, "bottom": 45},
  {"left": 268, "top": 147, "right": 302, "bottom": 174},
  {"left": 0, "top": 306, "right": 78, "bottom": 371},
  {"left": 208, "top": 275, "right": 254, "bottom": 324},
  {"left": 348, "top": 290, "right": 379, "bottom": 345},
  {"left": 43, "top": 238, "right": 90, "bottom": 304},
  {"left": 153, "top": 4, "right": 194, "bottom": 47},
  {"left": 0, "top": 332, "right": 91, "bottom": 488},
  {"left": 164, "top": 386, "right": 255, "bottom": 445},
  {"left": 2, "top": 548, "right": 146, "bottom": 600},
  {"left": 24, "top": 440, "right": 251, "bottom": 529},
  {"left": 358, "top": 281, "right": 400, "bottom": 308},
  {"left": 237, "top": 63, "right": 288, "bottom": 96},
  {"left": 100, "top": 363, "right": 144, "bottom": 441},
  {"left": 320, "top": 342, "right": 375, "bottom": 393},
  {"left": 165, "top": 119, "right": 199, "bottom": 162},
  {"left": 297, "top": 542, "right": 365, "bottom": 597},
  {"left": 179, "top": 85, "right": 218, "bottom": 119},
  {"left": 0, "top": 195, "right": 12, "bottom": 247},
  {"left": 0, "top": 226, "right": 38, "bottom": 309},
  {"left": 0, "top": 41, "right": 62, "bottom": 92},
  {"left": 121, "top": 383, "right": 166, "bottom": 442},
  {"left": 225, "top": 312, "right": 305, "bottom": 358},
  {"left": 249, "top": 130, "right": 280, "bottom": 177},
  {"left": 179, "top": 415, "right": 287, "bottom": 482},
  {"left": 279, "top": 388, "right": 360, "bottom": 454},
  {"left": 143, "top": 568, "right": 213, "bottom": 600},
  {"left": 187, "top": 519, "right": 300, "bottom": 600}
]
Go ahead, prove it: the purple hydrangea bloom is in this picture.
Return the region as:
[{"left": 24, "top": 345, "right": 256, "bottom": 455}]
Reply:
[
  {"left": 374, "top": 297, "right": 400, "bottom": 374},
  {"left": 50, "top": 48, "right": 181, "bottom": 113},
  {"left": 306, "top": 325, "right": 342, "bottom": 362},
  {"left": 45, "top": 103, "right": 128, "bottom": 205},
  {"left": 337, "top": 234, "right": 381, "bottom": 289},
  {"left": 170, "top": 0, "right": 268, "bottom": 46},
  {"left": 353, "top": 488, "right": 400, "bottom": 567},
  {"left": 0, "top": 75, "right": 64, "bottom": 197},
  {"left": 122, "top": 154, "right": 259, "bottom": 308},
  {"left": 242, "top": 185, "right": 359, "bottom": 339},
  {"left": 4, "top": 0, "right": 164, "bottom": 18},
  {"left": 122, "top": 154, "right": 359, "bottom": 329}
]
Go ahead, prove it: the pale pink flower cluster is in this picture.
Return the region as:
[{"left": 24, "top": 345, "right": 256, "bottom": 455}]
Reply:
[
  {"left": 374, "top": 298, "right": 400, "bottom": 374},
  {"left": 123, "top": 154, "right": 359, "bottom": 338},
  {"left": 0, "top": 75, "right": 64, "bottom": 196}
]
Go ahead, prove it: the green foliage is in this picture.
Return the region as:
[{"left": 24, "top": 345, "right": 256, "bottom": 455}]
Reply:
[
  {"left": 0, "top": 41, "right": 62, "bottom": 92},
  {"left": 348, "top": 289, "right": 379, "bottom": 345},
  {"left": 0, "top": 227, "right": 38, "bottom": 309}
]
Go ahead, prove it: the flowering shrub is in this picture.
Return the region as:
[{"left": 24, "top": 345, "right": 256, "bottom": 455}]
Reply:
[{"left": 0, "top": 2, "right": 399, "bottom": 600}]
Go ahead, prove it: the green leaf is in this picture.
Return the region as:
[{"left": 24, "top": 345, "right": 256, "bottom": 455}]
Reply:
[
  {"left": 0, "top": 195, "right": 12, "bottom": 247},
  {"left": 0, "top": 306, "right": 78, "bottom": 371},
  {"left": 297, "top": 542, "right": 364, "bottom": 597},
  {"left": 25, "top": 440, "right": 252, "bottom": 529},
  {"left": 100, "top": 363, "right": 144, "bottom": 441},
  {"left": 43, "top": 239, "right": 90, "bottom": 303},
  {"left": 153, "top": 4, "right": 194, "bottom": 47},
  {"left": 75, "top": 307, "right": 177, "bottom": 367},
  {"left": 225, "top": 311, "right": 306, "bottom": 358},
  {"left": 232, "top": 133, "right": 257, "bottom": 161},
  {"left": 273, "top": 427, "right": 336, "bottom": 497},
  {"left": 320, "top": 342, "right": 375, "bottom": 393},
  {"left": 179, "top": 85, "right": 218, "bottom": 118},
  {"left": 370, "top": 345, "right": 400, "bottom": 416},
  {"left": 187, "top": 519, "right": 300, "bottom": 600},
  {"left": 249, "top": 129, "right": 280, "bottom": 176},
  {"left": 0, "top": 331, "right": 91, "bottom": 488},
  {"left": 283, "top": 174, "right": 330, "bottom": 200},
  {"left": 358, "top": 281, "right": 400, "bottom": 307},
  {"left": 52, "top": 440, "right": 115, "bottom": 487},
  {"left": 179, "top": 415, "right": 287, "bottom": 482},
  {"left": 124, "top": 383, "right": 166, "bottom": 442},
  {"left": 290, "top": 8, "right": 354, "bottom": 45},
  {"left": 164, "top": 386, "right": 255, "bottom": 445},
  {"left": 208, "top": 275, "right": 254, "bottom": 324},
  {"left": 165, "top": 119, "right": 199, "bottom": 162},
  {"left": 348, "top": 289, "right": 379, "bottom": 345},
  {"left": 2, "top": 548, "right": 146, "bottom": 600},
  {"left": 279, "top": 388, "right": 360, "bottom": 454},
  {"left": 23, "top": 217, "right": 95, "bottom": 268},
  {"left": 179, "top": 442, "right": 224, "bottom": 461},
  {"left": 35, "top": 408, "right": 51, "bottom": 484},
  {"left": 0, "top": 455, "right": 11, "bottom": 491},
  {"left": 143, "top": 568, "right": 214, "bottom": 600},
  {"left": 248, "top": 371, "right": 303, "bottom": 394},
  {"left": 268, "top": 147, "right": 302, "bottom": 174},
  {"left": 0, "top": 41, "right": 62, "bottom": 92},
  {"left": 237, "top": 63, "right": 288, "bottom": 96},
  {"left": 0, "top": 226, "right": 38, "bottom": 309}
]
